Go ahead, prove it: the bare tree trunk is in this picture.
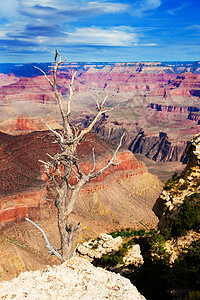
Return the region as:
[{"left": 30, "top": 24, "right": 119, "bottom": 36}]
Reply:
[{"left": 27, "top": 50, "right": 124, "bottom": 262}]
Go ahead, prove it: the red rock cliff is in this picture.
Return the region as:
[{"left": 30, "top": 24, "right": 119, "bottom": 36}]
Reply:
[{"left": 0, "top": 131, "right": 147, "bottom": 227}]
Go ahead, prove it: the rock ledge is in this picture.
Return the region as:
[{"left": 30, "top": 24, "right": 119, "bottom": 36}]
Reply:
[{"left": 0, "top": 256, "right": 145, "bottom": 299}]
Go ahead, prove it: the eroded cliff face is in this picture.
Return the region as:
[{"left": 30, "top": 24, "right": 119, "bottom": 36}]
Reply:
[
  {"left": 0, "top": 77, "right": 56, "bottom": 107},
  {"left": 0, "top": 129, "right": 163, "bottom": 281},
  {"left": 153, "top": 133, "right": 200, "bottom": 231},
  {"left": 129, "top": 131, "right": 189, "bottom": 163},
  {"left": 94, "top": 120, "right": 190, "bottom": 163},
  {"left": 0, "top": 130, "right": 161, "bottom": 231},
  {"left": 0, "top": 114, "right": 62, "bottom": 135}
]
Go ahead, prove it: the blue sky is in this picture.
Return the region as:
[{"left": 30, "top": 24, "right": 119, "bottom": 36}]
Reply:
[{"left": 0, "top": 0, "right": 199, "bottom": 62}]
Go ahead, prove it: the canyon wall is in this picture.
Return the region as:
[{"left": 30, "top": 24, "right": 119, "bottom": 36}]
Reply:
[
  {"left": 0, "top": 131, "right": 159, "bottom": 230},
  {"left": 129, "top": 131, "right": 189, "bottom": 163},
  {"left": 94, "top": 121, "right": 190, "bottom": 163},
  {"left": 153, "top": 132, "right": 200, "bottom": 232}
]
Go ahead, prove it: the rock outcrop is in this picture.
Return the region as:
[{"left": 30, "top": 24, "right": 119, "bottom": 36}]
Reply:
[
  {"left": 164, "top": 230, "right": 200, "bottom": 263},
  {"left": 77, "top": 234, "right": 123, "bottom": 260},
  {"left": 0, "top": 77, "right": 56, "bottom": 107},
  {"left": 0, "top": 256, "right": 145, "bottom": 299},
  {"left": 77, "top": 234, "right": 144, "bottom": 275},
  {"left": 149, "top": 103, "right": 200, "bottom": 114},
  {"left": 166, "top": 71, "right": 200, "bottom": 98},
  {"left": 153, "top": 133, "right": 200, "bottom": 231}
]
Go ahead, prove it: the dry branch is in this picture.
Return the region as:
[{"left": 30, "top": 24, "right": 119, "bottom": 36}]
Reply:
[{"left": 27, "top": 50, "right": 124, "bottom": 262}]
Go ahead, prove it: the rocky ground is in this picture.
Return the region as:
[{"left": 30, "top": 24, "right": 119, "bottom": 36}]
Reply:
[{"left": 0, "top": 257, "right": 145, "bottom": 300}]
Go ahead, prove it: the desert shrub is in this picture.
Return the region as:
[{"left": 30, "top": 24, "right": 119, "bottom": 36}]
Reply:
[
  {"left": 109, "top": 227, "right": 146, "bottom": 238},
  {"left": 171, "top": 193, "right": 200, "bottom": 237},
  {"left": 161, "top": 228, "right": 172, "bottom": 240},
  {"left": 180, "top": 180, "right": 190, "bottom": 190},
  {"left": 148, "top": 231, "right": 170, "bottom": 262},
  {"left": 98, "top": 252, "right": 124, "bottom": 267},
  {"left": 173, "top": 239, "right": 200, "bottom": 291},
  {"left": 163, "top": 173, "right": 179, "bottom": 190},
  {"left": 94, "top": 238, "right": 135, "bottom": 268}
]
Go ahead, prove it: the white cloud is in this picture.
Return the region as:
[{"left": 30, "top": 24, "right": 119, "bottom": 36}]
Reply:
[
  {"left": 135, "top": 43, "right": 158, "bottom": 46},
  {"left": 19, "top": 0, "right": 130, "bottom": 20},
  {"left": 168, "top": 3, "right": 187, "bottom": 15},
  {"left": 186, "top": 25, "right": 200, "bottom": 31},
  {"left": 64, "top": 27, "right": 138, "bottom": 46},
  {"left": 0, "top": 0, "right": 19, "bottom": 18},
  {"left": 133, "top": 0, "right": 161, "bottom": 17},
  {"left": 87, "top": 2, "right": 129, "bottom": 14}
]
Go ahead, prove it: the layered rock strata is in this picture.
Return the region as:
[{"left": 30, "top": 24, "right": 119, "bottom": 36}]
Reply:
[
  {"left": 129, "top": 131, "right": 188, "bottom": 163},
  {"left": 0, "top": 115, "right": 62, "bottom": 135},
  {"left": 0, "top": 130, "right": 152, "bottom": 229}
]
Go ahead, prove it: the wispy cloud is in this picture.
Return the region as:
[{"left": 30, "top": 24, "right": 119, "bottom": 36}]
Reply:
[
  {"left": 19, "top": 1, "right": 130, "bottom": 20},
  {"left": 64, "top": 27, "right": 138, "bottom": 46},
  {"left": 0, "top": 23, "right": 140, "bottom": 53},
  {"left": 0, "top": 0, "right": 198, "bottom": 62},
  {"left": 135, "top": 43, "right": 158, "bottom": 46},
  {"left": 167, "top": 3, "right": 188, "bottom": 15},
  {"left": 0, "top": 0, "right": 136, "bottom": 57},
  {"left": 185, "top": 25, "right": 200, "bottom": 31},
  {"left": 7, "top": 24, "right": 64, "bottom": 38},
  {"left": 132, "top": 0, "right": 161, "bottom": 17}
]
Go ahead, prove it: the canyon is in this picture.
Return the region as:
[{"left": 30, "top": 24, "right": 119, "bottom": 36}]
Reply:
[
  {"left": 0, "top": 60, "right": 199, "bottom": 281},
  {"left": 0, "top": 130, "right": 160, "bottom": 228},
  {"left": 0, "top": 62, "right": 200, "bottom": 162},
  {"left": 0, "top": 129, "right": 164, "bottom": 281}
]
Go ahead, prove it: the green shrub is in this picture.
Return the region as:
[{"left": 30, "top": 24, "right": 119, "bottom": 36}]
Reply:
[
  {"left": 173, "top": 239, "right": 200, "bottom": 291},
  {"left": 171, "top": 193, "right": 200, "bottom": 237},
  {"left": 94, "top": 238, "right": 135, "bottom": 268},
  {"left": 110, "top": 228, "right": 146, "bottom": 238},
  {"left": 180, "top": 180, "right": 190, "bottom": 190},
  {"left": 149, "top": 231, "right": 170, "bottom": 262},
  {"left": 163, "top": 173, "right": 179, "bottom": 190}
]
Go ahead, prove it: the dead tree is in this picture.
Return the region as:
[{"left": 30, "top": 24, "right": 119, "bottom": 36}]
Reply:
[{"left": 26, "top": 50, "right": 124, "bottom": 262}]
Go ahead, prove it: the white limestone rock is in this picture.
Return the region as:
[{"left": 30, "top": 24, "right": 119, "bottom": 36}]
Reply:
[
  {"left": 0, "top": 257, "right": 146, "bottom": 299},
  {"left": 123, "top": 244, "right": 144, "bottom": 267},
  {"left": 77, "top": 234, "right": 123, "bottom": 260}
]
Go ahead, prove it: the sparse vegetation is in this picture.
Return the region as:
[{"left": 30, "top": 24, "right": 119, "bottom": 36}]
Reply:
[
  {"left": 173, "top": 239, "right": 200, "bottom": 293},
  {"left": 130, "top": 234, "right": 200, "bottom": 300},
  {"left": 148, "top": 230, "right": 170, "bottom": 261},
  {"left": 163, "top": 173, "right": 179, "bottom": 190},
  {"left": 171, "top": 193, "right": 200, "bottom": 237},
  {"left": 179, "top": 179, "right": 190, "bottom": 190},
  {"left": 109, "top": 227, "right": 149, "bottom": 239},
  {"left": 94, "top": 238, "right": 135, "bottom": 268},
  {"left": 95, "top": 223, "right": 200, "bottom": 300}
]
